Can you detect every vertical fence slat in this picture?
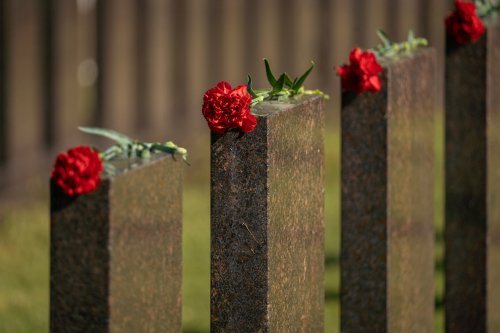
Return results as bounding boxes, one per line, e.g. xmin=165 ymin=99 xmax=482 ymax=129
xmin=243 ymin=0 xmax=261 ymax=88
xmin=53 ymin=0 xmax=78 ymax=151
xmin=352 ymin=0 xmax=367 ymax=48
xmin=341 ymin=49 xmax=436 ymax=332
xmin=77 ymin=0 xmax=98 ymax=128
xmin=135 ymin=0 xmax=148 ymax=131
xmin=137 ymin=0 xmax=172 ymax=140
xmin=277 ymin=0 xmax=296 ymax=75
xmin=295 ymin=0 xmax=320 ymax=89
xmin=185 ymin=0 xmax=209 ymax=135
xmin=6 ymin=0 xmax=44 ymax=182
xmin=100 ymin=0 xmax=137 ymax=134
xmin=205 ymin=0 xmax=224 ymax=88
xmin=221 ymin=0 xmax=245 ymax=87
xmin=445 ymin=19 xmax=500 ymax=332
xmin=364 ymin=0 xmax=389 ymax=48
xmin=42 ymin=0 xmax=54 ymax=149
xmin=255 ymin=0 xmax=279 ymax=88
xmin=170 ymin=0 xmax=189 ymax=138
xmin=0 ymin=0 xmax=6 ymax=174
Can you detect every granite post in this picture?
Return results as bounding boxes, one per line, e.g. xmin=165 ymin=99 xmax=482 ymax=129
xmin=341 ymin=48 xmax=436 ymax=332
xmin=210 ymin=95 xmax=325 ymax=332
xmin=445 ymin=19 xmax=500 ymax=332
xmin=50 ymin=153 xmax=182 ymax=333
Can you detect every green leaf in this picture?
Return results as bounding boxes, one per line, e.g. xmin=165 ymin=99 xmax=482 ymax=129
xmin=78 ymin=126 xmax=134 ymax=144
xmin=377 ymin=29 xmax=393 ymax=47
xmin=408 ymin=29 xmax=415 ymax=46
xmin=253 ymin=88 xmax=272 ymax=95
xmin=264 ymin=58 xmax=277 ymax=86
xmin=153 ymin=143 xmax=176 ymax=154
xmin=292 ymin=77 xmax=298 ymax=87
xmin=91 ymin=145 xmax=103 ymax=152
xmin=292 ymin=61 xmax=314 ymax=93
xmin=284 ymin=73 xmax=294 ymax=87
xmin=247 ymin=74 xmax=259 ymax=98
xmin=269 ymin=73 xmax=286 ymax=95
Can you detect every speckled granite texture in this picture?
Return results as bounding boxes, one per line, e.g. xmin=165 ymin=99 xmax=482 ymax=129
xmin=341 ymin=48 xmax=436 ymax=333
xmin=210 ymin=95 xmax=325 ymax=332
xmin=445 ymin=19 xmax=500 ymax=333
xmin=50 ymin=153 xmax=182 ymax=333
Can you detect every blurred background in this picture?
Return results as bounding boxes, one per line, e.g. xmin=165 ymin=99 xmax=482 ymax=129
xmin=0 ymin=0 xmax=454 ymax=332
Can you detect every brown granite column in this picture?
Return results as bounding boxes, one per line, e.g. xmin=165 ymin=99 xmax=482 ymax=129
xmin=50 ymin=153 xmax=182 ymax=333
xmin=445 ymin=19 xmax=500 ymax=333
xmin=210 ymin=95 xmax=325 ymax=332
xmin=341 ymin=48 xmax=436 ymax=332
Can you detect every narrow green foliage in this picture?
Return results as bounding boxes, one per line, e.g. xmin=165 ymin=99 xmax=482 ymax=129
xmin=370 ymin=29 xmax=428 ymax=58
xmin=408 ymin=30 xmax=415 ymax=45
xmin=377 ymin=29 xmax=393 ymax=47
xmin=78 ymin=126 xmax=134 ymax=144
xmin=291 ymin=61 xmax=314 ymax=94
xmin=247 ymin=59 xmax=327 ymax=108
xmin=246 ymin=74 xmax=259 ymax=98
xmin=79 ymin=127 xmax=190 ymax=165
xmin=264 ymin=58 xmax=277 ymax=86
xmin=270 ymin=73 xmax=286 ymax=95
xmin=284 ymin=73 xmax=294 ymax=87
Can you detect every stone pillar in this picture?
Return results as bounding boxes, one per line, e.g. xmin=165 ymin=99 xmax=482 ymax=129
xmin=210 ymin=95 xmax=325 ymax=332
xmin=50 ymin=153 xmax=182 ymax=333
xmin=341 ymin=48 xmax=436 ymax=332
xmin=445 ymin=19 xmax=500 ymax=332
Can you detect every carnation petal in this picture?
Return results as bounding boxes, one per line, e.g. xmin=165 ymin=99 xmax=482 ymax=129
xmin=231 ymin=85 xmax=248 ymax=97
xmin=368 ymin=75 xmax=382 ymax=92
xmin=241 ymin=114 xmax=257 ymax=133
xmin=215 ymin=81 xmax=232 ymax=94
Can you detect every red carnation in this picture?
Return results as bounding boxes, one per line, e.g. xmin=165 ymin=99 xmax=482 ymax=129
xmin=202 ymin=81 xmax=257 ymax=134
xmin=51 ymin=146 xmax=103 ymax=196
xmin=445 ymin=0 xmax=485 ymax=44
xmin=336 ymin=48 xmax=383 ymax=94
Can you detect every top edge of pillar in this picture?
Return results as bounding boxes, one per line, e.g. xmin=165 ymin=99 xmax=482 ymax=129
xmin=250 ymin=94 xmax=323 ymax=118
xmin=101 ymin=152 xmax=174 ymax=180
xmin=378 ymin=47 xmax=436 ymax=69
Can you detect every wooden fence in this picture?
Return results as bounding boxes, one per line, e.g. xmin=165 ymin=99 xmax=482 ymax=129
xmin=0 ymin=0 xmax=454 ymax=194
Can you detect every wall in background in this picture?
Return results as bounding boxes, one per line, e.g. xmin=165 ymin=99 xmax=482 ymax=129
xmin=0 ymin=0 xmax=451 ymax=196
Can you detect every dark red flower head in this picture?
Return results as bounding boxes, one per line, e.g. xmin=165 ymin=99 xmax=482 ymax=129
xmin=336 ymin=48 xmax=383 ymax=94
xmin=202 ymin=81 xmax=257 ymax=134
xmin=445 ymin=0 xmax=485 ymax=44
xmin=51 ymin=146 xmax=103 ymax=196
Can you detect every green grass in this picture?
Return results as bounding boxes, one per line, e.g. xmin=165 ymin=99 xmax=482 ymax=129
xmin=0 ymin=116 xmax=444 ymax=332
xmin=0 ymin=202 xmax=49 ymax=333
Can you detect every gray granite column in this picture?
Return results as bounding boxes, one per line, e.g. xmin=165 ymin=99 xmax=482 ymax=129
xmin=50 ymin=153 xmax=182 ymax=333
xmin=210 ymin=95 xmax=325 ymax=332
xmin=341 ymin=48 xmax=436 ymax=332
xmin=445 ymin=18 xmax=500 ymax=333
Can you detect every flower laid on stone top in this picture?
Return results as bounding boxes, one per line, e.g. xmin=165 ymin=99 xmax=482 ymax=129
xmin=446 ymin=0 xmax=486 ymax=44
xmin=202 ymin=82 xmax=257 ymax=134
xmin=51 ymin=127 xmax=189 ymax=196
xmin=336 ymin=48 xmax=383 ymax=94
xmin=336 ymin=30 xmax=428 ymax=94
xmin=51 ymin=146 xmax=103 ymax=196
xmin=202 ymin=59 xmax=329 ymax=134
